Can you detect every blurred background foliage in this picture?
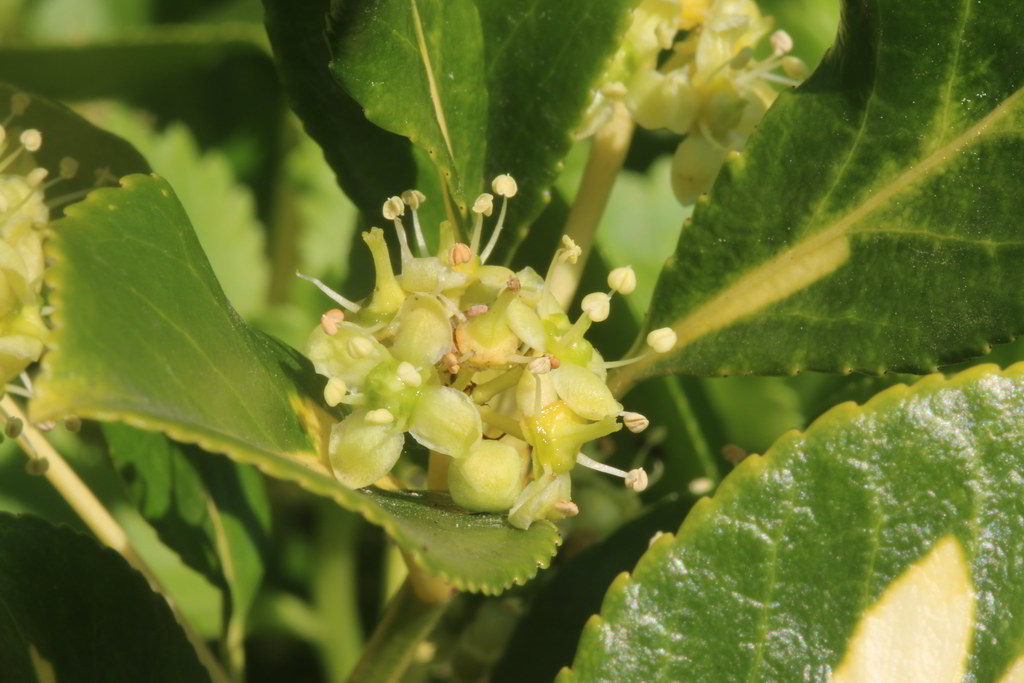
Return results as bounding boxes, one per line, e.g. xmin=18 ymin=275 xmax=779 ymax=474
xmin=8 ymin=0 xmax=1022 ymax=680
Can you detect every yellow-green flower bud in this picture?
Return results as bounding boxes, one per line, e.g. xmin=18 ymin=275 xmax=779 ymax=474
xmin=550 ymin=362 xmax=623 ymax=420
xmin=448 ymin=440 xmax=525 ymax=512
xmin=388 ymin=294 xmax=453 ymax=367
xmin=328 ymin=410 xmax=404 ymax=488
xmin=407 ymin=385 xmax=482 ymax=458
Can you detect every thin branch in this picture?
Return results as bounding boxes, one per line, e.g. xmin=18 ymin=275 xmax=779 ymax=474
xmin=548 ymin=102 xmax=635 ymax=309
xmin=0 ymin=396 xmax=232 ymax=683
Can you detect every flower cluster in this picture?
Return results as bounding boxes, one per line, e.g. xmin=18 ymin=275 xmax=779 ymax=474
xmin=302 ymin=177 xmax=675 ymax=529
xmin=578 ymin=0 xmax=807 ymax=204
xmin=0 ymin=94 xmax=64 ymax=385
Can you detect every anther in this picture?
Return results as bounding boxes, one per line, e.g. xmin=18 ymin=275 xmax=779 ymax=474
xmin=625 ymin=468 xmax=648 ymax=492
xmin=448 ymin=242 xmax=472 ymax=265
xmin=59 ymin=157 xmax=79 ymax=179
xmin=382 ymin=196 xmax=405 ymax=220
xmin=365 ymin=408 xmax=395 ymax=425
xmin=620 ymin=411 xmax=650 ymax=433
xmin=607 ymin=266 xmax=637 ymax=295
xmin=63 ymin=416 xmax=82 ymax=432
xmin=491 ymin=174 xmax=518 ymax=198
xmin=320 ymin=308 xmax=345 ymax=335
xmin=25 ymin=457 xmax=48 ymax=476
xmin=472 ymin=193 xmax=494 ymax=216
xmin=397 ymin=361 xmax=422 ymax=387
xmin=4 ymin=417 xmax=23 ymax=438
xmin=401 ymin=189 xmax=426 ymax=210
xmin=347 ymin=337 xmax=375 ymax=358
xmin=324 ymin=378 xmax=347 ymax=407
xmin=552 ymin=500 xmax=579 ymax=517
xmin=770 ymin=30 xmax=793 ymax=55
xmin=646 ymin=327 xmax=677 ymax=353
xmin=528 ymin=356 xmax=552 ymax=375
xmin=581 ymin=292 xmax=610 ymax=322
xmin=26 ymin=167 xmax=48 ymax=186
xmin=506 ymin=276 xmax=521 ymax=291
xmin=466 ymin=304 xmax=489 ymax=318
xmin=442 ymin=352 xmax=460 ymax=374
xmin=688 ymin=477 xmax=714 ymax=495
xmin=544 ymin=353 xmax=560 ymax=369
xmin=557 ymin=235 xmax=581 ymax=264
xmin=19 ymin=129 xmax=41 ymax=152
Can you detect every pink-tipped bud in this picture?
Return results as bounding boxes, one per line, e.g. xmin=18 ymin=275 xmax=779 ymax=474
xmin=320 ymin=309 xmax=345 ymax=335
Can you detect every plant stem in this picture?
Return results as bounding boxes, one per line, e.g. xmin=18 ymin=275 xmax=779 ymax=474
xmin=0 ymin=396 xmax=231 ymax=683
xmin=346 ymin=580 xmax=448 ymax=683
xmin=314 ymin=502 xmax=365 ymax=683
xmin=549 ymin=102 xmax=635 ymax=309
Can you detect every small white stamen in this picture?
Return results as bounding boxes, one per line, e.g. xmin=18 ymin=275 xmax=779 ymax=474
xmin=528 ymin=356 xmax=552 ymax=375
xmin=397 ymin=361 xmax=422 ymax=387
xmin=401 ymin=189 xmax=425 ymax=210
xmin=324 ymin=378 xmax=347 ymax=407
xmin=19 ymin=129 xmax=41 ymax=152
xmin=607 ymin=266 xmax=637 ymax=295
xmin=552 ymin=500 xmax=579 ymax=517
xmin=581 ymin=292 xmax=610 ymax=322
xmin=59 ymin=157 xmax=79 ymax=179
xmin=620 ymin=411 xmax=649 ymax=433
xmin=688 ymin=477 xmax=714 ymax=495
xmin=320 ymin=308 xmax=345 ymax=335
xmin=770 ymin=30 xmax=793 ymax=55
xmin=491 ymin=174 xmax=518 ymax=198
xmin=646 ymin=328 xmax=677 ymax=353
xmin=365 ymin=408 xmax=395 ymax=425
xmin=347 ymin=337 xmax=376 ymax=358
xmin=382 ymin=196 xmax=405 ymax=220
xmin=296 ymin=271 xmax=362 ymax=312
xmin=625 ymin=468 xmax=648 ymax=492
xmin=472 ymin=193 xmax=494 ymax=216
xmin=557 ymin=235 xmax=581 ymax=264
xmin=26 ymin=167 xmax=48 ymax=186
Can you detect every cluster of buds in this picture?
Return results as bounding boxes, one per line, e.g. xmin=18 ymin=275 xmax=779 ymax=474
xmin=578 ymin=0 xmax=807 ymax=204
xmin=0 ymin=94 xmax=67 ymax=385
xmin=302 ymin=176 xmax=676 ymax=529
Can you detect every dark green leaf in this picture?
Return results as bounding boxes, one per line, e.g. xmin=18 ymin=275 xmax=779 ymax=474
xmin=273 ymin=0 xmax=635 ymax=254
xmin=0 ymin=512 xmax=209 ymax=682
xmin=32 ymin=173 xmax=558 ymax=593
xmin=565 ymin=364 xmax=1024 ymax=681
xmin=103 ymin=424 xmax=269 ymax=667
xmin=493 ymin=497 xmax=692 ymax=683
xmin=613 ymin=0 xmax=1024 ymax=386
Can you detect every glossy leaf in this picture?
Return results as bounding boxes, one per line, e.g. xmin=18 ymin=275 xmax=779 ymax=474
xmin=565 ymin=364 xmax=1024 ymax=681
xmin=0 ymin=513 xmax=209 ymax=681
xmin=32 ymin=173 xmax=559 ymax=593
xmin=103 ymin=423 xmax=269 ymax=669
xmin=275 ymin=0 xmax=635 ymax=255
xmin=493 ymin=497 xmax=692 ymax=683
xmin=613 ymin=0 xmax=1024 ymax=387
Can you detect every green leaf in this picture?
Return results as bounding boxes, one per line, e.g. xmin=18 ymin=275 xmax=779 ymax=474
xmin=564 ymin=364 xmax=1024 ymax=681
xmin=493 ymin=497 xmax=693 ymax=683
xmin=614 ymin=0 xmax=1024 ymax=386
xmin=31 ymin=173 xmax=558 ymax=593
xmin=0 ymin=512 xmax=209 ymax=682
xmin=80 ymin=107 xmax=271 ymax=316
xmin=103 ymin=424 xmax=269 ymax=671
xmin=273 ymin=0 xmax=635 ymax=254
xmin=0 ymin=82 xmax=148 ymax=199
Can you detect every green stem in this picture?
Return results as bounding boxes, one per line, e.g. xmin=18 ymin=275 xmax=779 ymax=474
xmin=314 ymin=502 xmax=364 ymax=683
xmin=347 ymin=581 xmax=447 ymax=683
xmin=549 ymin=102 xmax=635 ymax=309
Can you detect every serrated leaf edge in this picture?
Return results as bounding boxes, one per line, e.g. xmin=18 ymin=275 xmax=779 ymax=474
xmin=562 ymin=361 xmax=1024 ymax=679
